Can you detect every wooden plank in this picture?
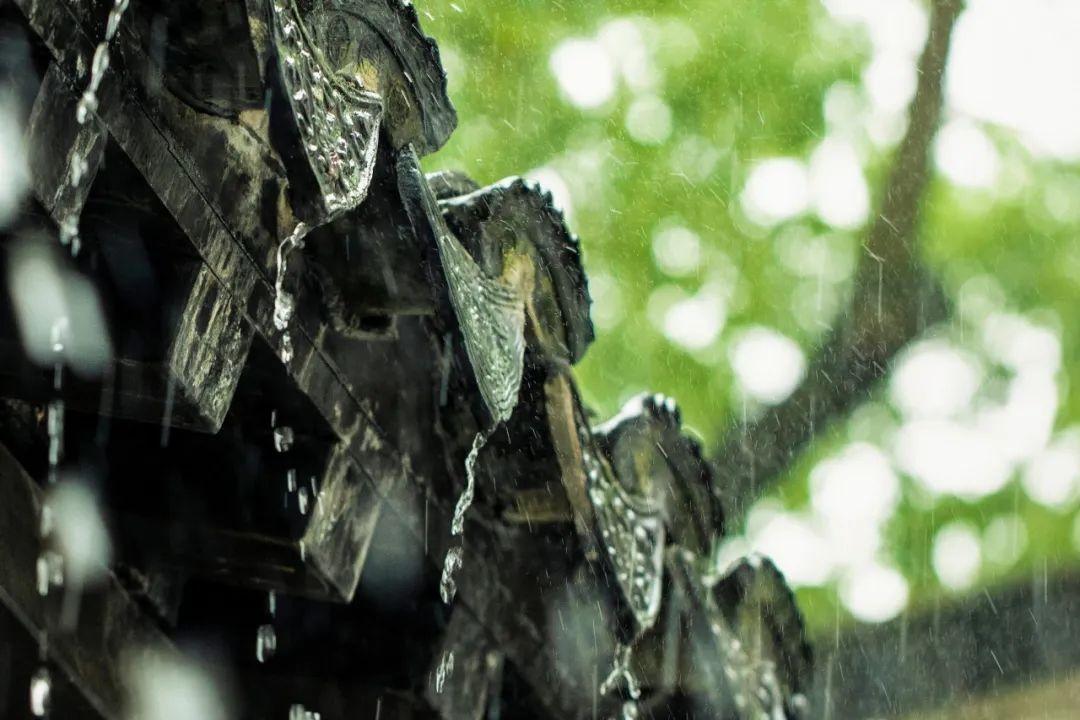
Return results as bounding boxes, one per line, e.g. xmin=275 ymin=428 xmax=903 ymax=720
xmin=25 ymin=62 xmax=106 ymax=227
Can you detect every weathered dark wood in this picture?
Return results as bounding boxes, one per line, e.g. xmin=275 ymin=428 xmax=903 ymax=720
xmin=0 ymin=3 xmax=813 ymax=719
xmin=112 ymin=440 xmax=383 ymax=602
xmin=18 ymin=66 xmax=254 ymax=432
xmin=26 ymin=63 xmax=106 ymax=226
xmin=16 ymin=0 xmax=417 ymax=481
xmin=425 ymin=607 xmax=503 ymax=720
xmin=164 ymin=265 xmax=255 ymax=431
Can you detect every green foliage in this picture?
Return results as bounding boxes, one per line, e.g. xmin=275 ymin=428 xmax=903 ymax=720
xmin=420 ymin=0 xmax=1080 ymax=635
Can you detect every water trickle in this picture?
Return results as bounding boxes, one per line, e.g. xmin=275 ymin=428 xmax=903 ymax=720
xmin=256 ymin=624 xmax=277 ymax=663
xmin=29 ymin=666 xmax=51 ymax=717
xmin=451 ymin=431 xmax=488 ymax=536
xmin=439 ymin=546 xmax=462 ymax=604
xmin=104 ymin=0 xmax=129 ymax=41
xmin=274 ymin=426 xmax=295 ymax=453
xmin=298 ymin=486 xmax=310 ymax=515
xmin=600 ymin=643 xmax=641 ymax=700
xmin=439 ymin=429 xmax=492 ymax=613
xmin=274 ymin=223 xmax=309 ymax=363
xmin=268 ymin=591 xmax=277 ymax=618
xmin=60 ymin=0 xmax=130 ymax=255
xmin=68 ymin=154 xmax=88 ymax=186
xmin=286 ymin=469 xmax=298 ymax=493
xmin=434 ymin=650 xmax=454 ymax=694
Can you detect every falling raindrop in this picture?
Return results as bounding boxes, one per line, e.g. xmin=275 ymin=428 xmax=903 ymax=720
xmin=49 ymin=317 xmax=68 ymax=354
xmin=60 ymin=0 xmax=130 ymax=255
xmin=439 ymin=546 xmax=463 ymax=604
xmin=274 ymin=426 xmax=295 ymax=453
xmin=29 ymin=666 xmax=51 ymax=717
xmin=289 ymin=704 xmax=321 ymax=720
xmin=46 ymin=400 xmax=64 ymax=485
xmin=286 ymin=469 xmax=298 ymax=493
xmin=268 ymin=591 xmax=277 ymax=618
xmin=451 ymin=432 xmax=488 ymax=536
xmin=274 ymin=223 xmax=308 ymax=364
xmin=434 ymin=650 xmax=455 ymax=694
xmin=35 ymin=550 xmax=64 ymax=597
xmin=298 ymin=486 xmax=310 ymax=515
xmin=256 ymin=624 xmax=277 ymax=663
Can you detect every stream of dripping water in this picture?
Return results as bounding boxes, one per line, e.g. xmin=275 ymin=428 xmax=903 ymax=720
xmin=32 ymin=352 xmax=67 ymax=716
xmin=435 ymin=429 xmax=492 ymax=692
xmin=31 ymin=10 xmax=133 ymax=690
xmin=274 ymin=223 xmax=308 ymax=363
xmin=262 ymin=412 xmax=297 ymax=668
xmin=58 ymin=0 xmax=130 ymax=256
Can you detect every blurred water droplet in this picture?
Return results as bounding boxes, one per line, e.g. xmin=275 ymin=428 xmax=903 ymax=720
xmin=29 ymin=666 xmax=51 ymax=717
xmin=256 ymin=624 xmax=277 ymax=663
xmin=289 ymin=703 xmax=321 ymax=720
xmin=274 ymin=427 xmax=295 ymax=453
xmin=48 ymin=479 xmax=112 ymax=587
xmin=126 ymin=649 xmax=229 ymax=720
xmin=36 ymin=550 xmax=63 ymax=596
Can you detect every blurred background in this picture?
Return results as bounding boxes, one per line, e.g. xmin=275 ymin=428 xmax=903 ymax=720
xmin=420 ymin=0 xmax=1080 ymax=640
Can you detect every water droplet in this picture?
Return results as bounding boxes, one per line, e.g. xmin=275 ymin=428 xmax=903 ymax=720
xmin=256 ymin=624 xmax=277 ymax=663
xmin=289 ymin=704 xmax=321 ymax=720
xmin=274 ymin=426 xmax=295 ymax=453
xmin=36 ymin=551 xmax=63 ymax=596
xmin=29 ymin=667 xmax=51 ymax=717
